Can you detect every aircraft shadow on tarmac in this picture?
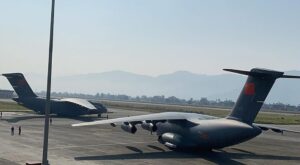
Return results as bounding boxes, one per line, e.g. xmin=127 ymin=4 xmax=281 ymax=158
xmin=74 ymin=146 xmax=300 ymax=165
xmin=2 ymin=115 xmax=102 ymax=123
xmin=2 ymin=115 xmax=45 ymax=123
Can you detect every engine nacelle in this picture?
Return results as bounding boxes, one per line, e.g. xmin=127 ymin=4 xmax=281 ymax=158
xmin=121 ymin=123 xmax=137 ymax=134
xmin=161 ymin=132 xmax=182 ymax=145
xmin=141 ymin=121 xmax=157 ymax=132
xmin=164 ymin=142 xmax=177 ymax=149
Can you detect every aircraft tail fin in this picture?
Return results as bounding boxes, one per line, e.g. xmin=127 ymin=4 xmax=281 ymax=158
xmin=2 ymin=73 xmax=37 ymax=98
xmin=224 ymin=68 xmax=300 ymax=124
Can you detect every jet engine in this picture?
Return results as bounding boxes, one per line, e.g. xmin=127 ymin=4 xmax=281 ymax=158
xmin=159 ymin=132 xmax=182 ymax=148
xmin=141 ymin=121 xmax=157 ymax=132
xmin=121 ymin=123 xmax=137 ymax=134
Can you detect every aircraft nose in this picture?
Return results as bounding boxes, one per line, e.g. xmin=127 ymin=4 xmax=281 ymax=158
xmin=96 ymin=104 xmax=108 ymax=113
xmin=94 ymin=106 xmax=108 ymax=113
xmin=103 ymin=106 xmax=108 ymax=112
xmin=87 ymin=109 xmax=99 ymax=114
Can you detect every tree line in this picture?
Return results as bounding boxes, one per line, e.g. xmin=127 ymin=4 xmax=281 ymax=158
xmin=37 ymin=91 xmax=300 ymax=112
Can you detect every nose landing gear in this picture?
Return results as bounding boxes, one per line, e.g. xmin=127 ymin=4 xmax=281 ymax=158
xmin=97 ymin=113 xmax=109 ymax=119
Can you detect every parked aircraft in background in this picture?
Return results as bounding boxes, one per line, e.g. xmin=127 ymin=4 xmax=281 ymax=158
xmin=73 ymin=68 xmax=300 ymax=150
xmin=2 ymin=73 xmax=107 ymax=117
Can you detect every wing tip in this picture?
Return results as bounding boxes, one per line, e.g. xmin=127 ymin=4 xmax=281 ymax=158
xmin=72 ymin=124 xmax=80 ymax=127
xmin=72 ymin=123 xmax=90 ymax=127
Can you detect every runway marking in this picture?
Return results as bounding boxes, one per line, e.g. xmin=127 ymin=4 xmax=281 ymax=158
xmin=49 ymin=141 xmax=158 ymax=150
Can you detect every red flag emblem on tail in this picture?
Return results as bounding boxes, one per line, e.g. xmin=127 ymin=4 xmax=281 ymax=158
xmin=244 ymin=83 xmax=255 ymax=95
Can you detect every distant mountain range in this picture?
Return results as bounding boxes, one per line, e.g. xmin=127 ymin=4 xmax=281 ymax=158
xmin=1 ymin=70 xmax=300 ymax=105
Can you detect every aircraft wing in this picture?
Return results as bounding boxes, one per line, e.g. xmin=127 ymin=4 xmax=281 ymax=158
xmin=72 ymin=112 xmax=215 ymax=127
xmin=58 ymin=98 xmax=97 ymax=110
xmin=254 ymin=124 xmax=300 ymax=134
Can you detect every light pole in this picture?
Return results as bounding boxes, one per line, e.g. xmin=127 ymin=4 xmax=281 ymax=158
xmin=42 ymin=0 xmax=55 ymax=164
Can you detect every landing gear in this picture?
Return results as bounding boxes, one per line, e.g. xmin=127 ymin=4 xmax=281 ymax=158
xmin=97 ymin=113 xmax=108 ymax=119
xmin=157 ymin=135 xmax=163 ymax=144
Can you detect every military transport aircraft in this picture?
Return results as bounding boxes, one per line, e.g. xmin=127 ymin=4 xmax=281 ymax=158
xmin=2 ymin=73 xmax=107 ymax=117
xmin=73 ymin=68 xmax=300 ymax=150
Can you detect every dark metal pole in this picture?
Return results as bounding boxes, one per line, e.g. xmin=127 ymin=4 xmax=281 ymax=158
xmin=42 ymin=0 xmax=55 ymax=164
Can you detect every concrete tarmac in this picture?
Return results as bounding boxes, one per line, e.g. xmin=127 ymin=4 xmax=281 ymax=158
xmin=0 ymin=108 xmax=299 ymax=165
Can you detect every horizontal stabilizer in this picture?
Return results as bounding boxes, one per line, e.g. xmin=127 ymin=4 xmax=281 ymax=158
xmin=224 ymin=68 xmax=300 ymax=79
xmin=281 ymin=75 xmax=300 ymax=79
xmin=254 ymin=124 xmax=300 ymax=134
xmin=223 ymin=69 xmax=250 ymax=76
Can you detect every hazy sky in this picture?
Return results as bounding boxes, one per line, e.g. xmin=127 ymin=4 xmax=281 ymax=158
xmin=0 ymin=0 xmax=300 ymax=76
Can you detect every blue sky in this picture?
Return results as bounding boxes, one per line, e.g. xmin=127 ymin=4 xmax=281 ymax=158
xmin=0 ymin=0 xmax=300 ymax=76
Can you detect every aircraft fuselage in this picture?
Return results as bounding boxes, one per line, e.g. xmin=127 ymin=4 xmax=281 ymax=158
xmin=13 ymin=97 xmax=104 ymax=117
xmin=155 ymin=118 xmax=262 ymax=149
